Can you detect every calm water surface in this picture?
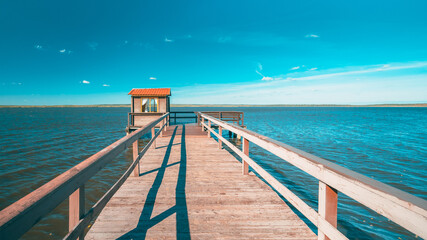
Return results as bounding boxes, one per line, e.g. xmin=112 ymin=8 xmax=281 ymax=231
xmin=0 ymin=107 xmax=426 ymax=239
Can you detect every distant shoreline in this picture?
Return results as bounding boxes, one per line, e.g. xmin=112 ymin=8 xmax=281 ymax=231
xmin=0 ymin=103 xmax=426 ymax=108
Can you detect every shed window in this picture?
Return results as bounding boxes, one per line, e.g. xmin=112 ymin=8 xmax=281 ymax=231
xmin=141 ymin=98 xmax=158 ymax=112
xmin=141 ymin=98 xmax=149 ymax=112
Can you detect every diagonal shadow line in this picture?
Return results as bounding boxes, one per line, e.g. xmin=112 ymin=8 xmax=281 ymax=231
xmin=139 ymin=161 xmax=181 ymax=177
xmin=176 ymin=124 xmax=191 ymax=239
xmin=117 ymin=126 xmax=178 ymax=240
xmin=155 ymin=142 xmax=181 ymax=149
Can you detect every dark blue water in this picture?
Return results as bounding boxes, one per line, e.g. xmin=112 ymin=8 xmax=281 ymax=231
xmin=0 ymin=107 xmax=426 ymax=239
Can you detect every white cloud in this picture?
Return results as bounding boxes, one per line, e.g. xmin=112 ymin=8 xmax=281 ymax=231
xmin=88 ymin=42 xmax=98 ymax=50
xmin=59 ymin=49 xmax=72 ymax=54
xmin=82 ymin=80 xmax=90 ymax=84
xmin=256 ymin=68 xmax=273 ymax=81
xmin=149 ymin=77 xmax=157 ymax=80
xmin=305 ymin=34 xmax=319 ymax=38
xmin=309 ymin=68 xmax=318 ymax=71
xmin=102 ymin=84 xmax=110 ymax=87
xmin=261 ymin=76 xmax=274 ymax=81
xmin=164 ymin=38 xmax=174 ymax=43
xmin=291 ymin=66 xmax=300 ymax=70
xmin=34 ymin=45 xmax=43 ymax=50
xmin=258 ymin=63 xmax=263 ymax=71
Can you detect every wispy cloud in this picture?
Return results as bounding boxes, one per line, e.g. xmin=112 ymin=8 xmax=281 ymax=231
xmin=82 ymin=80 xmax=90 ymax=84
xmin=258 ymin=63 xmax=263 ymax=71
xmin=34 ymin=45 xmax=43 ymax=50
xmin=291 ymin=66 xmax=300 ymax=70
xmin=59 ymin=49 xmax=72 ymax=54
xmin=171 ymin=61 xmax=427 ymax=104
xmin=88 ymin=42 xmax=98 ymax=50
xmin=278 ymin=62 xmax=427 ymax=82
xmin=256 ymin=68 xmax=274 ymax=81
xmin=305 ymin=34 xmax=319 ymax=38
xmin=309 ymin=68 xmax=318 ymax=71
xmin=102 ymin=84 xmax=109 ymax=87
xmin=261 ymin=76 xmax=274 ymax=81
xmin=164 ymin=37 xmax=174 ymax=43
xmin=149 ymin=77 xmax=157 ymax=80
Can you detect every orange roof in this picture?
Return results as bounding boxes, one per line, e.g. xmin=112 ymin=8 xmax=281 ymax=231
xmin=128 ymin=88 xmax=171 ymax=97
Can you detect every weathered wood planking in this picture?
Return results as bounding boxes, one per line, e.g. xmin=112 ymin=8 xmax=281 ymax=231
xmin=86 ymin=124 xmax=316 ymax=240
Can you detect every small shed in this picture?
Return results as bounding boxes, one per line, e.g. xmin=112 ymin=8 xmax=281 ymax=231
xmin=127 ymin=88 xmax=171 ymax=129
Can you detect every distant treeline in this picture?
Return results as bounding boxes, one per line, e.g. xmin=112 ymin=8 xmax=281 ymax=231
xmin=1 ymin=103 xmax=426 ymax=108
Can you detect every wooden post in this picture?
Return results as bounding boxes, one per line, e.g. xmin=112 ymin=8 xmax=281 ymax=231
xmin=208 ymin=120 xmax=211 ymax=138
xmin=133 ymin=139 xmax=139 ymax=177
xmin=151 ymin=127 xmax=156 ymax=148
xmin=242 ymin=138 xmax=249 ymax=175
xmin=218 ymin=126 xmax=222 ymax=149
xmin=197 ymin=113 xmax=200 ymax=126
xmin=166 ymin=115 xmax=169 ymax=127
xmin=69 ymin=185 xmax=85 ymax=239
xmin=200 ymin=117 xmax=205 ymax=131
xmin=318 ymin=181 xmax=338 ymax=240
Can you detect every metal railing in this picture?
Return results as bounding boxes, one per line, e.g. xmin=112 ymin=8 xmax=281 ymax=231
xmin=0 ymin=113 xmax=169 ymax=240
xmin=198 ymin=112 xmax=427 ymax=240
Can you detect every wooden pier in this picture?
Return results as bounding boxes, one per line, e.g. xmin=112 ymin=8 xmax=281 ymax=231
xmin=0 ymin=112 xmax=426 ymax=240
xmin=86 ymin=124 xmax=315 ymax=239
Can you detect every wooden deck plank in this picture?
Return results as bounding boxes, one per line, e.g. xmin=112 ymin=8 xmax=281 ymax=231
xmin=86 ymin=124 xmax=316 ymax=240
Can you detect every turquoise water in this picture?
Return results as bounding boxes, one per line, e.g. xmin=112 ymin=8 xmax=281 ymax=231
xmin=0 ymin=107 xmax=426 ymax=239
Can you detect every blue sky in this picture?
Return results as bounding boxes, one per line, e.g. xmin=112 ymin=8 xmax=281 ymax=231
xmin=0 ymin=0 xmax=426 ymax=105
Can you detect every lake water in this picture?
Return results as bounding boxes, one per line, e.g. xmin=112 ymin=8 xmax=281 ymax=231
xmin=0 ymin=107 xmax=426 ymax=239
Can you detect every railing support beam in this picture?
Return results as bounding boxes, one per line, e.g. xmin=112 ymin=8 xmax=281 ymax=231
xmin=132 ymin=139 xmax=139 ymax=177
xmin=208 ymin=120 xmax=211 ymax=138
xmin=69 ymin=185 xmax=85 ymax=240
xmin=242 ymin=138 xmax=249 ymax=175
xmin=318 ymin=181 xmax=338 ymax=240
xmin=151 ymin=127 xmax=156 ymax=148
xmin=218 ymin=126 xmax=223 ymax=149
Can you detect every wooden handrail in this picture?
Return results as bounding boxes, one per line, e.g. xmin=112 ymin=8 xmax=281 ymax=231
xmin=0 ymin=113 xmax=169 ymax=240
xmin=197 ymin=111 xmax=244 ymax=126
xmin=199 ymin=112 xmax=427 ymax=239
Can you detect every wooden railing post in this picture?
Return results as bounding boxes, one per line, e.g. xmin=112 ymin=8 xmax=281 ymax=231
xmin=151 ymin=127 xmax=156 ymax=148
xmin=133 ymin=139 xmax=139 ymax=177
xmin=318 ymin=181 xmax=338 ymax=240
xmin=218 ymin=126 xmax=222 ymax=149
xmin=242 ymin=138 xmax=249 ymax=175
xmin=69 ymin=185 xmax=85 ymax=239
xmin=201 ymin=117 xmax=204 ymax=131
xmin=208 ymin=120 xmax=211 ymax=138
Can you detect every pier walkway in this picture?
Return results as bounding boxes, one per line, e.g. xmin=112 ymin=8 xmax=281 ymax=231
xmin=86 ymin=124 xmax=316 ymax=239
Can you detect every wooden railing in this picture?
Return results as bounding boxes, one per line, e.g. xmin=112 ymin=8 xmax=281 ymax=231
xmin=169 ymin=111 xmax=198 ymax=124
xmin=198 ymin=112 xmax=427 ymax=240
xmin=127 ymin=112 xmax=164 ymax=127
xmin=198 ymin=111 xmax=244 ymax=126
xmin=0 ymin=113 xmax=169 ymax=240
